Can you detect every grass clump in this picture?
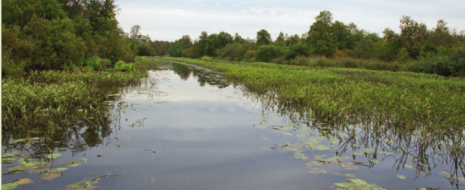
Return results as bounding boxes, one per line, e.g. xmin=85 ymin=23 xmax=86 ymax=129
xmin=200 ymin=56 xmax=213 ymax=62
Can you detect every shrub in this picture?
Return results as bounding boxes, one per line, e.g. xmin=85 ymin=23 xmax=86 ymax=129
xmin=415 ymin=48 xmax=465 ymax=77
xmin=254 ymin=45 xmax=284 ymax=62
xmin=285 ymin=43 xmax=309 ymax=60
xmin=83 ymin=56 xmax=103 ymax=70
xmin=244 ymin=50 xmax=256 ymax=61
xmin=114 ymin=60 xmax=134 ymax=71
xmin=200 ymin=56 xmax=213 ymax=62
xmin=332 ymin=50 xmax=345 ymax=58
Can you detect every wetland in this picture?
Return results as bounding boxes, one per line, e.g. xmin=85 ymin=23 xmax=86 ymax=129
xmin=2 ymin=59 xmax=465 ymax=190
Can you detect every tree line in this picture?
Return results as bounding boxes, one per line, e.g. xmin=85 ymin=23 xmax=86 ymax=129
xmin=3 ymin=4 xmax=464 ymax=76
xmin=141 ymin=11 xmax=465 ymax=76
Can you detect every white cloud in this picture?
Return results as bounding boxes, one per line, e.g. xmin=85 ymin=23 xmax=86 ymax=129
xmin=115 ymin=0 xmax=465 ymax=41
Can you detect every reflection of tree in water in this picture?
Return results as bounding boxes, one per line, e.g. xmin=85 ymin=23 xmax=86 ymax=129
xmin=172 ymin=63 xmax=191 ymax=80
xmin=171 ymin=63 xmax=230 ymax=88
xmin=245 ymin=89 xmax=465 ymax=188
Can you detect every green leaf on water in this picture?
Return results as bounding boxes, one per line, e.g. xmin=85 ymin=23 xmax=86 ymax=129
xmin=81 ymin=158 xmax=89 ymax=163
xmin=2 ymin=153 xmax=16 ymax=157
xmin=331 ymin=178 xmax=386 ymax=190
xmin=293 ymin=152 xmax=308 ymax=160
xmin=396 ymin=175 xmax=406 ymax=180
xmin=315 ymin=144 xmax=330 ymax=151
xmin=45 ymin=153 xmax=63 ymax=159
xmin=262 ymin=137 xmax=270 ymax=140
xmin=60 ymin=174 xmax=117 ymax=190
xmin=281 ymin=132 xmax=293 ymax=136
xmin=353 ymin=152 xmax=364 ymax=156
xmin=256 ymin=125 xmax=266 ymax=129
xmin=50 ymin=167 xmax=68 ymax=172
xmin=344 ymin=174 xmax=357 ymax=178
xmin=404 ymin=164 xmax=414 ymax=169
xmin=309 ymin=168 xmax=327 ymax=174
xmin=363 ymin=148 xmax=374 ymax=154
xmin=2 ymin=183 xmax=18 ymax=190
xmin=2 ymin=157 xmax=16 ymax=162
xmin=369 ymin=159 xmax=379 ymax=163
xmin=341 ymin=162 xmax=359 ymax=170
xmin=11 ymin=139 xmax=27 ymax=144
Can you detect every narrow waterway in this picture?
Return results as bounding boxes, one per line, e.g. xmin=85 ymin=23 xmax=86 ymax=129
xmin=2 ymin=62 xmax=464 ymax=190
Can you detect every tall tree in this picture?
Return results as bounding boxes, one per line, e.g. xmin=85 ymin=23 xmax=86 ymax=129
xmin=274 ymin=32 xmax=285 ymax=47
xmin=307 ymin=11 xmax=337 ymax=57
xmin=256 ymin=29 xmax=272 ymax=47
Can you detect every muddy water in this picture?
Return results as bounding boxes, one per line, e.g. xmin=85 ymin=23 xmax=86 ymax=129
xmin=2 ymin=62 xmax=464 ymax=190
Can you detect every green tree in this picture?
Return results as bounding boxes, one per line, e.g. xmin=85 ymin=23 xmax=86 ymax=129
xmin=256 ymin=29 xmax=272 ymax=47
xmin=274 ymin=32 xmax=285 ymax=47
xmin=307 ymin=11 xmax=337 ymax=57
xmin=398 ymin=16 xmax=428 ymax=59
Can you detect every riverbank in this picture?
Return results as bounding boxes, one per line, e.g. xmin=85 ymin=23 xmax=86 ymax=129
xmin=158 ymin=57 xmax=465 ymax=132
xmin=1 ymin=56 xmax=159 ymax=129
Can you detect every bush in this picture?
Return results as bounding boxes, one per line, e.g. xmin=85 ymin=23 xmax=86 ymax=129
xmin=200 ymin=56 xmax=213 ymax=62
xmin=83 ymin=56 xmax=103 ymax=70
xmin=415 ymin=48 xmax=465 ymax=77
xmin=114 ymin=60 xmax=134 ymax=71
xmin=254 ymin=45 xmax=284 ymax=62
xmin=244 ymin=50 xmax=256 ymax=61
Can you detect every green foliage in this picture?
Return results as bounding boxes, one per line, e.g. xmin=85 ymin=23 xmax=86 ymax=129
xmin=256 ymin=29 xmax=272 ymax=47
xmin=413 ymin=47 xmax=465 ymax=76
xmin=216 ymin=42 xmax=246 ymax=61
xmin=164 ymin=56 xmax=465 ymax=130
xmin=254 ymin=45 xmax=284 ymax=62
xmin=1 ymin=0 xmax=136 ymax=75
xmin=114 ymin=60 xmax=135 ymax=71
xmin=200 ymin=56 xmax=213 ymax=62
xmin=82 ymin=56 xmax=103 ymax=70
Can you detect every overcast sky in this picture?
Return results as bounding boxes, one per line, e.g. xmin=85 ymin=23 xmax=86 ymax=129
xmin=115 ymin=0 xmax=465 ymax=42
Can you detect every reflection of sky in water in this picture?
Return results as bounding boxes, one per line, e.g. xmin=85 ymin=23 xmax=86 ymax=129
xmin=8 ymin=65 xmax=457 ymax=189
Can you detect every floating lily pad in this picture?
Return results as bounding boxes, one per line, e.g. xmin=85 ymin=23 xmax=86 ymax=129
xmin=331 ymin=178 xmax=386 ymax=190
xmin=369 ymin=159 xmax=379 ymax=163
xmin=341 ymin=162 xmax=359 ymax=170
xmin=344 ymin=174 xmax=357 ymax=178
xmin=14 ymin=177 xmax=34 ymax=185
xmin=61 ymin=174 xmax=117 ymax=190
xmin=2 ymin=153 xmax=16 ymax=157
xmin=309 ymin=168 xmax=327 ymax=174
xmin=45 ymin=153 xmax=63 ymax=159
xmin=256 ymin=125 xmax=266 ymax=129
xmin=363 ymin=149 xmax=374 ymax=154
xmin=41 ymin=172 xmax=63 ymax=181
xmin=294 ymin=152 xmax=308 ymax=160
xmin=404 ymin=164 xmax=414 ymax=169
xmin=2 ymin=157 xmax=16 ymax=162
xmin=396 ymin=175 xmax=406 ymax=180
xmin=1 ymin=183 xmax=18 ymax=190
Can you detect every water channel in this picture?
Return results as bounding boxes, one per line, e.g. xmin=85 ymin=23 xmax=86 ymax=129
xmin=2 ymin=61 xmax=464 ymax=189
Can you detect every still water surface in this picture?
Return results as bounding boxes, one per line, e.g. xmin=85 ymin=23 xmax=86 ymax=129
xmin=2 ymin=62 xmax=464 ymax=189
